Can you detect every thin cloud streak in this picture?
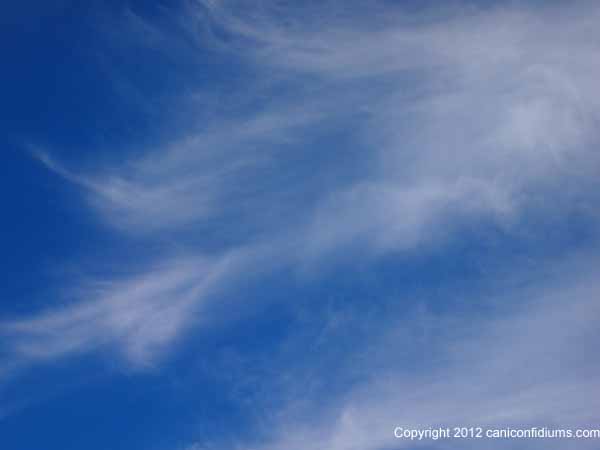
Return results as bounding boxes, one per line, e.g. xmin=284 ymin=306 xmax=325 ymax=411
xmin=1 ymin=254 xmax=240 ymax=369
xmin=216 ymin=261 xmax=600 ymax=450
xmin=8 ymin=0 xmax=600 ymax=392
xmin=42 ymin=0 xmax=600 ymax=249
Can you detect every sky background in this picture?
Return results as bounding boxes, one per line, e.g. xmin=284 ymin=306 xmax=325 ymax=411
xmin=1 ymin=1 xmax=600 ymax=449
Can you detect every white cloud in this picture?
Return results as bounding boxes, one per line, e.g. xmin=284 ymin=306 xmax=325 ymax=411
xmin=1 ymin=254 xmax=240 ymax=369
xmin=209 ymin=261 xmax=600 ymax=450
xmin=41 ymin=0 xmax=599 ymax=253
xmin=276 ymin=2 xmax=600 ymax=258
xmin=13 ymin=0 xmax=600 ymax=389
xmin=9 ymin=3 xmax=596 ymax=449
xmin=33 ymin=101 xmax=325 ymax=232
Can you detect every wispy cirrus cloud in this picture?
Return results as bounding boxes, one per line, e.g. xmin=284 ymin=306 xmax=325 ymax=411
xmin=5 ymin=0 xmax=600 ymax=399
xmin=184 ymin=257 xmax=600 ymax=450
xmin=32 ymin=99 xmax=327 ymax=233
xmin=44 ymin=0 xmax=600 ymax=247
xmin=1 ymin=253 xmax=241 ymax=372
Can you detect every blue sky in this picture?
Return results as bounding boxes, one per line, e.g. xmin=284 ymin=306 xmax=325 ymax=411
xmin=1 ymin=1 xmax=600 ymax=449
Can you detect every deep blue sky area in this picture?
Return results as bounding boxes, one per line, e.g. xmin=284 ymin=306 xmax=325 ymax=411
xmin=1 ymin=2 xmax=599 ymax=450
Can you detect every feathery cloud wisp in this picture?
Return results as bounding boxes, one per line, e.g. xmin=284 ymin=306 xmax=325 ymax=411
xmin=7 ymin=1 xmax=600 ymax=389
